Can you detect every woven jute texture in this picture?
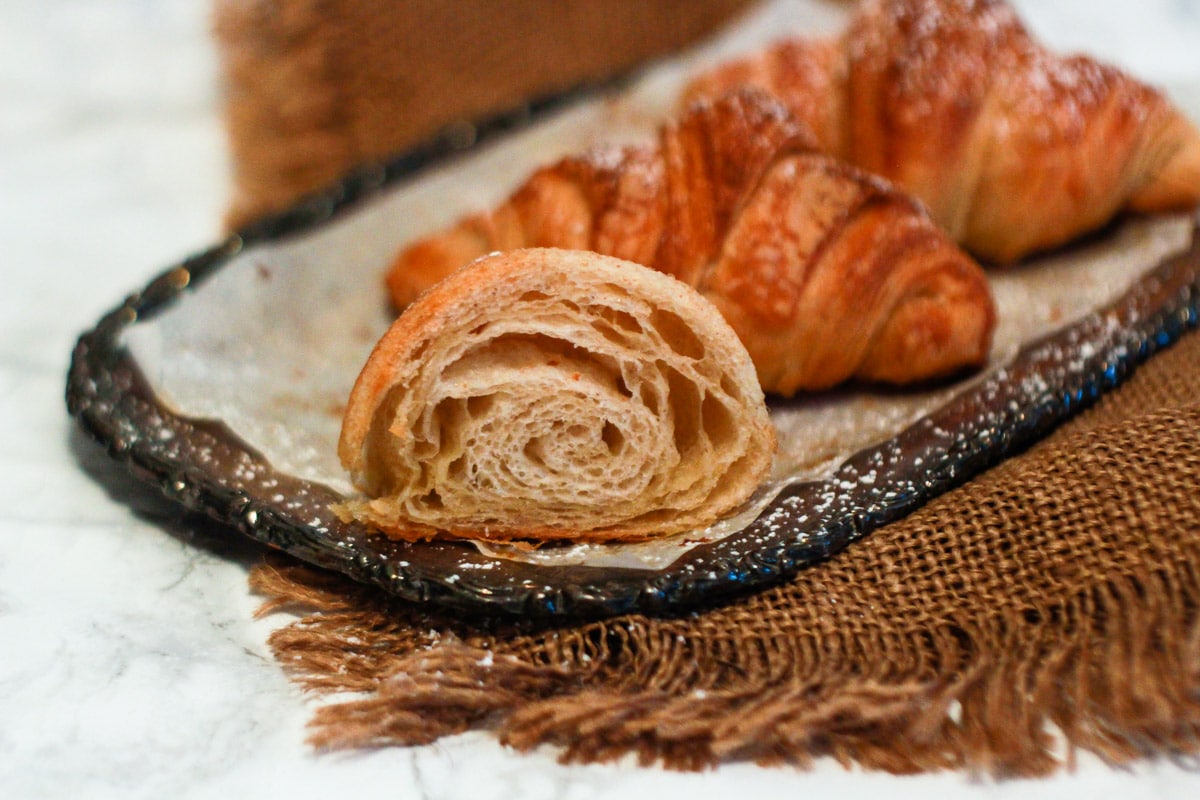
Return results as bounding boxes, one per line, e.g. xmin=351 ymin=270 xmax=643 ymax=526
xmin=218 ymin=0 xmax=1200 ymax=776
xmin=249 ymin=328 xmax=1200 ymax=774
xmin=213 ymin=0 xmax=752 ymax=229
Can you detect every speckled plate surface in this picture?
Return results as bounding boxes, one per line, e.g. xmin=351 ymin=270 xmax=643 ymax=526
xmin=65 ymin=2 xmax=1200 ymax=619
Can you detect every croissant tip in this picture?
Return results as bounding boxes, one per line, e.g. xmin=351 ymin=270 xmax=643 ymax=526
xmin=1129 ymin=122 xmax=1200 ymax=212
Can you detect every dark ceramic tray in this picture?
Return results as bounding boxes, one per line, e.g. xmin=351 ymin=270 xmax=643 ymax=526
xmin=66 ymin=92 xmax=1200 ymax=619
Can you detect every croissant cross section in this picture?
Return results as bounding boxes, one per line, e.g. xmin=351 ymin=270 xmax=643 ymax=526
xmin=339 ymin=248 xmax=777 ymax=544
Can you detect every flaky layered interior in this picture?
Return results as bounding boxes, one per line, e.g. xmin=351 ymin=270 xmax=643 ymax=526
xmin=338 ymin=248 xmax=776 ymax=543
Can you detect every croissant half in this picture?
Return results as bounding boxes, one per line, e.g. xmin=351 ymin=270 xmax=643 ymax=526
xmin=340 ymin=248 xmax=776 ymax=544
xmin=683 ymin=0 xmax=1200 ymax=263
xmin=388 ymin=89 xmax=996 ymax=395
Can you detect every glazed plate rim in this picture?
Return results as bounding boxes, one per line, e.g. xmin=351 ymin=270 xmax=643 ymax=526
xmin=65 ymin=93 xmax=1200 ymax=620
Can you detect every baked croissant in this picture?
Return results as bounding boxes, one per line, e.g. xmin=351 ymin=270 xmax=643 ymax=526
xmin=387 ymin=89 xmax=996 ymax=395
xmin=339 ymin=247 xmax=776 ymax=544
xmin=682 ymin=0 xmax=1200 ymax=263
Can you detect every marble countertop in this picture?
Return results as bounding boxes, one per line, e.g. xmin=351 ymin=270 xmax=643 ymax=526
xmin=3 ymin=1 xmax=1200 ymax=798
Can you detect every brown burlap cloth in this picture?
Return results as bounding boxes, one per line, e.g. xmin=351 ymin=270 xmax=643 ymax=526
xmin=214 ymin=0 xmax=1200 ymax=777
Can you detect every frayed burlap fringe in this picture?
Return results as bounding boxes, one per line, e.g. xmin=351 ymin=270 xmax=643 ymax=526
xmin=251 ymin=559 xmax=1200 ymax=774
xmin=251 ymin=333 xmax=1200 ymax=775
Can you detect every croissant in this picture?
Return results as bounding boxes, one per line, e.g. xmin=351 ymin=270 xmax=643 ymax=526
xmin=339 ymin=247 xmax=776 ymax=544
xmin=387 ymin=89 xmax=996 ymax=396
xmin=682 ymin=0 xmax=1200 ymax=263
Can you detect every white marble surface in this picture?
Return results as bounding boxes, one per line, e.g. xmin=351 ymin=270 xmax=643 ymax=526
xmin=2 ymin=1 xmax=1200 ymax=798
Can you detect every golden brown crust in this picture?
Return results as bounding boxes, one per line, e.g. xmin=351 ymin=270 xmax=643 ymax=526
xmin=705 ymin=157 xmax=995 ymax=393
xmin=682 ymin=0 xmax=1200 ymax=263
xmin=684 ymin=38 xmax=846 ymax=156
xmin=386 ymin=89 xmax=996 ymax=395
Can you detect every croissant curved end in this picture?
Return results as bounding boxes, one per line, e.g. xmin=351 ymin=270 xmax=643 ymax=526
xmin=339 ymin=247 xmax=777 ymax=544
xmin=385 ymin=215 xmax=497 ymax=308
xmin=855 ymin=255 xmax=997 ymax=386
xmin=1128 ymin=119 xmax=1200 ymax=213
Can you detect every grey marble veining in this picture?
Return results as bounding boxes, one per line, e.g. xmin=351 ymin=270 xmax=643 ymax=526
xmin=4 ymin=1 xmax=1200 ymax=798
